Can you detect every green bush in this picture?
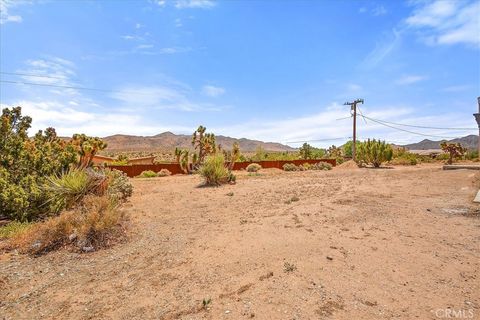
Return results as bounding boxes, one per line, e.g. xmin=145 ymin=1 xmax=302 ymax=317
xmin=246 ymin=163 xmax=262 ymax=172
xmin=157 ymin=168 xmax=172 ymax=177
xmin=283 ymin=163 xmax=298 ymax=171
xmin=199 ymin=154 xmax=230 ymax=186
xmin=390 ymin=153 xmax=418 ymax=165
xmin=105 ymin=169 xmax=133 ymax=202
xmin=137 ymin=170 xmax=157 ymax=178
xmin=356 ymin=139 xmax=393 ymax=168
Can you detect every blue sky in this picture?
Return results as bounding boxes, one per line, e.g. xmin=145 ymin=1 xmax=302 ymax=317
xmin=0 ymin=0 xmax=479 ymax=147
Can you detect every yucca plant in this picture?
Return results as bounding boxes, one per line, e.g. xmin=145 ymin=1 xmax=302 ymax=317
xmin=44 ymin=168 xmax=98 ymax=213
xmin=356 ymin=139 xmax=393 ymax=168
xmin=199 ymin=154 xmax=230 ymax=186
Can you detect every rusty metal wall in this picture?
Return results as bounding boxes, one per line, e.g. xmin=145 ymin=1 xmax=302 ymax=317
xmin=108 ymin=159 xmax=337 ymax=178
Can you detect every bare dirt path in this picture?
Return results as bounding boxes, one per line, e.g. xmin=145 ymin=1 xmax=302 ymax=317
xmin=1 ymin=165 xmax=479 ymax=319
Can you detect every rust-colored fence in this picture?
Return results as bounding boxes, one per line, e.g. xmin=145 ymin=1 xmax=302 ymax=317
xmin=108 ymin=158 xmax=336 ymax=178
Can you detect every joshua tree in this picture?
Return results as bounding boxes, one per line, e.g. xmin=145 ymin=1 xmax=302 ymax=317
xmin=440 ymin=142 xmax=466 ymax=164
xmin=223 ymin=142 xmax=241 ymax=171
xmin=174 ymin=147 xmax=182 ymax=163
xmin=299 ymin=143 xmax=313 ymax=160
xmin=192 ymin=125 xmax=217 ymax=168
xmin=179 ymin=149 xmax=190 ymax=174
xmin=71 ymin=133 xmax=107 ymax=169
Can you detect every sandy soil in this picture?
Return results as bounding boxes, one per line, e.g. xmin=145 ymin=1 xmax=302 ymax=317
xmin=1 ymin=165 xmax=479 ymax=319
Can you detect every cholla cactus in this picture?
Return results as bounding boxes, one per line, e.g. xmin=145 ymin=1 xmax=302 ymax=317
xmin=356 ymin=139 xmax=393 ymax=168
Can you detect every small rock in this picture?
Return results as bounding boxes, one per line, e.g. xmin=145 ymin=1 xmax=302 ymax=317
xmin=31 ymin=240 xmax=42 ymax=250
xmin=326 ymin=256 xmax=333 ymax=261
xmin=68 ymin=233 xmax=77 ymax=241
xmin=225 ymin=310 xmax=231 ymax=314
xmin=82 ymin=246 xmax=95 ymax=253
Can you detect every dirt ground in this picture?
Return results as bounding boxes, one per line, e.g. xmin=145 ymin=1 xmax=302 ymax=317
xmin=1 ymin=164 xmax=479 ymax=319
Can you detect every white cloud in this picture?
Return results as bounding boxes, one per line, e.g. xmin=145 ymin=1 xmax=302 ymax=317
xmin=202 ymin=85 xmax=225 ymax=97
xmin=361 ymin=29 xmax=402 ymax=68
xmin=0 ymin=0 xmax=27 ymax=24
xmin=395 ymin=75 xmax=428 ymax=85
xmin=175 ymin=0 xmax=216 ymax=9
xmin=111 ymin=85 xmax=225 ymax=112
xmin=405 ymin=0 xmax=480 ymax=48
xmin=153 ymin=0 xmax=166 ymax=7
xmin=372 ymin=5 xmax=387 ymax=16
xmin=443 ymin=84 xmax=471 ymax=92
xmin=175 ymin=18 xmax=183 ymax=27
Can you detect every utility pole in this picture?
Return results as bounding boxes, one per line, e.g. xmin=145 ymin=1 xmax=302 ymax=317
xmin=344 ymin=99 xmax=364 ymax=161
xmin=473 ymin=97 xmax=480 ymax=159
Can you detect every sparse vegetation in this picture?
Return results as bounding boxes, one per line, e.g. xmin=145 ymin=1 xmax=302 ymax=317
xmin=246 ymin=163 xmax=262 ymax=172
xmin=283 ymin=163 xmax=298 ymax=171
xmin=7 ymin=195 xmax=127 ymax=255
xmin=284 ymin=261 xmax=297 ymax=272
xmin=356 ymin=139 xmax=393 ymax=168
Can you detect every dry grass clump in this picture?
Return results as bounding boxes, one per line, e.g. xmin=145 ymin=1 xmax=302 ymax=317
xmin=7 ymin=195 xmax=128 ymax=255
xmin=157 ymin=168 xmax=172 ymax=177
xmin=246 ymin=163 xmax=262 ymax=173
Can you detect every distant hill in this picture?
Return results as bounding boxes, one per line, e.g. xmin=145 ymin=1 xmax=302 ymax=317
xmin=403 ymin=135 xmax=478 ymax=150
xmin=102 ymin=132 xmax=295 ymax=152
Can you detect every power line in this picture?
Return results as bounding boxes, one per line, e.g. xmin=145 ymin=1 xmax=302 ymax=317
xmin=339 ymin=113 xmax=477 ymax=131
xmin=285 ymin=137 xmax=351 ymax=144
xmin=364 ymin=115 xmax=476 ymax=131
xmin=363 ymin=116 xmax=460 ymax=139
xmin=0 ymin=79 xmax=152 ymax=96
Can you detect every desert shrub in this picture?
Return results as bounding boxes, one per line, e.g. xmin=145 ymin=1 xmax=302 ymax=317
xmin=105 ymin=169 xmax=133 ymax=202
xmin=302 ymin=162 xmax=312 ymax=170
xmin=356 ymin=139 xmax=393 ymax=168
xmin=390 ymin=152 xmax=418 ymax=165
xmin=465 ymin=150 xmax=478 ymax=160
xmin=246 ymin=163 xmax=262 ymax=172
xmin=199 ymin=154 xmax=230 ymax=186
xmin=312 ymin=161 xmax=333 ymax=170
xmin=137 ymin=170 xmax=157 ymax=178
xmin=0 ymin=221 xmax=32 ymax=239
xmin=8 ymin=195 xmax=127 ymax=255
xmin=157 ymin=168 xmax=172 ymax=177
xmin=283 ymin=163 xmax=298 ymax=171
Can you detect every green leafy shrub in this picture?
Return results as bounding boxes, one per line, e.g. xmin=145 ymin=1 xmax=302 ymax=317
xmin=356 ymin=139 xmax=393 ymax=168
xmin=157 ymin=168 xmax=172 ymax=177
xmin=199 ymin=154 xmax=230 ymax=186
xmin=283 ymin=163 xmax=298 ymax=171
xmin=302 ymin=163 xmax=312 ymax=170
xmin=0 ymin=107 xmax=79 ymax=221
xmin=137 ymin=170 xmax=157 ymax=178
xmin=390 ymin=153 xmax=418 ymax=165
xmin=246 ymin=163 xmax=262 ymax=172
